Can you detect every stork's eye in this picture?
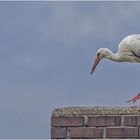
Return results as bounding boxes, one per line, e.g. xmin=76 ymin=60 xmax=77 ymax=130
xmin=97 ymin=52 xmax=100 ymax=56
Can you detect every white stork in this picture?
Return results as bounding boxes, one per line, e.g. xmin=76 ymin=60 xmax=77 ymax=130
xmin=90 ymin=34 xmax=140 ymax=105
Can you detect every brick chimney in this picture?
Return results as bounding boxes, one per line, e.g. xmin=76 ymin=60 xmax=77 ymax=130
xmin=51 ymin=106 xmax=140 ymax=139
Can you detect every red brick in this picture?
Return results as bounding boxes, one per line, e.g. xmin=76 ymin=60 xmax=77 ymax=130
xmin=124 ymin=116 xmax=137 ymax=126
xmin=106 ymin=127 xmax=138 ymax=138
xmin=88 ymin=116 xmax=121 ymax=126
xmin=124 ymin=116 xmax=140 ymax=126
xmin=70 ymin=127 xmax=103 ymax=138
xmin=51 ymin=127 xmax=67 ymax=139
xmin=136 ymin=116 xmax=140 ymax=126
xmin=138 ymin=127 xmax=140 ymax=138
xmin=51 ymin=116 xmax=84 ymax=127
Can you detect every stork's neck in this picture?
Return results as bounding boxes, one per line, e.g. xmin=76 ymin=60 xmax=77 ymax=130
xmin=105 ymin=50 xmax=121 ymax=62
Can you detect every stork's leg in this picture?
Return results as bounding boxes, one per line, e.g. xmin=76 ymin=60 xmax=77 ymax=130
xmin=127 ymin=93 xmax=140 ymax=104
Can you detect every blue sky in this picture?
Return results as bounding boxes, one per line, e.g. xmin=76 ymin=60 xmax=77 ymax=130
xmin=1 ymin=1 xmax=140 ymax=138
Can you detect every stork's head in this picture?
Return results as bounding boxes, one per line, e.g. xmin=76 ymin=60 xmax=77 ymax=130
xmin=90 ymin=48 xmax=112 ymax=75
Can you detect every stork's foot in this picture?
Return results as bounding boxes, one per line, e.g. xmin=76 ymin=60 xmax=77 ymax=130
xmin=130 ymin=106 xmax=138 ymax=109
xmin=127 ymin=92 xmax=140 ymax=104
xmin=129 ymin=105 xmax=140 ymax=112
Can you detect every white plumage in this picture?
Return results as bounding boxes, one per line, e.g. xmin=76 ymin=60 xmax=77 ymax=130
xmin=117 ymin=34 xmax=140 ymax=62
xmin=90 ymin=34 xmax=140 ymax=105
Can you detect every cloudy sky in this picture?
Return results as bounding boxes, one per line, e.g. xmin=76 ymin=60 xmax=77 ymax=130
xmin=1 ymin=1 xmax=140 ymax=138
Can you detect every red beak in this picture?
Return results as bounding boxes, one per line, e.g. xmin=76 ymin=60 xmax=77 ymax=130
xmin=90 ymin=56 xmax=101 ymax=75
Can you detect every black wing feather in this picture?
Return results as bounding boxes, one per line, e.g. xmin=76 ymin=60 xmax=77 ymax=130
xmin=131 ymin=50 xmax=140 ymax=58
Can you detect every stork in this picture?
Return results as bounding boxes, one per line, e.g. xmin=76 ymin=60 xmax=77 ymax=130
xmin=90 ymin=34 xmax=140 ymax=105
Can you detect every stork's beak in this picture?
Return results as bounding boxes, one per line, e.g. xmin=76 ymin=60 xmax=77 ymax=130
xmin=90 ymin=56 xmax=101 ymax=75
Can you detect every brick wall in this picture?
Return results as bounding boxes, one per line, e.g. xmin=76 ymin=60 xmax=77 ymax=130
xmin=51 ymin=106 xmax=140 ymax=139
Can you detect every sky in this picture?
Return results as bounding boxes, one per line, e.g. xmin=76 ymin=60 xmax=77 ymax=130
xmin=1 ymin=1 xmax=140 ymax=138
